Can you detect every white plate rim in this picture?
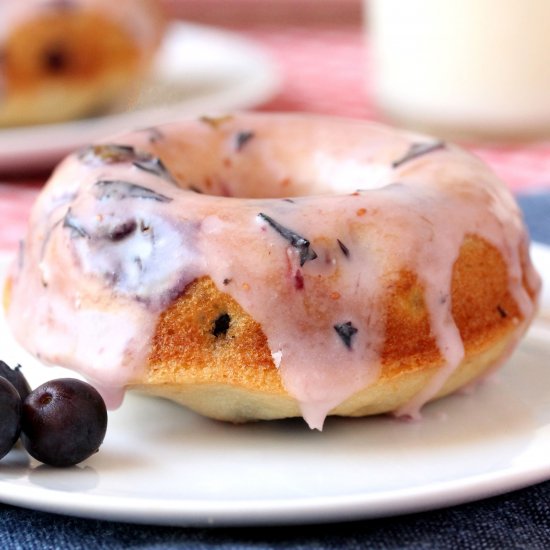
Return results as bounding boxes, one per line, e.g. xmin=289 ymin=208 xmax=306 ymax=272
xmin=1 ymin=382 xmax=550 ymax=529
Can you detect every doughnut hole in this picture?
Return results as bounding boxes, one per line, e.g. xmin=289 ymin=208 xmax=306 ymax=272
xmin=146 ymin=118 xmax=398 ymax=199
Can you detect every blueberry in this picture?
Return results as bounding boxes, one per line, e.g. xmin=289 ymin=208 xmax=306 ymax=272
xmin=21 ymin=378 xmax=107 ymax=467
xmin=0 ymin=377 xmax=21 ymax=460
xmin=0 ymin=360 xmax=31 ymax=401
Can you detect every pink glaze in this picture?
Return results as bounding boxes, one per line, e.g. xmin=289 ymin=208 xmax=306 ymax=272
xmin=6 ymin=114 xmax=541 ymax=428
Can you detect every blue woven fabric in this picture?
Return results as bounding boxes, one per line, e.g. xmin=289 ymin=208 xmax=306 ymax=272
xmin=517 ymin=190 xmax=550 ymax=246
xmin=0 ymin=191 xmax=548 ymax=549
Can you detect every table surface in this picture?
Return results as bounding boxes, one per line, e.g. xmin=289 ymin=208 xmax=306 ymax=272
xmin=1 ymin=8 xmax=550 ymax=549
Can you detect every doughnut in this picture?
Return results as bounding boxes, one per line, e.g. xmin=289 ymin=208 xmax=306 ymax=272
xmin=0 ymin=0 xmax=164 ymax=127
xmin=4 ymin=113 xmax=541 ymax=429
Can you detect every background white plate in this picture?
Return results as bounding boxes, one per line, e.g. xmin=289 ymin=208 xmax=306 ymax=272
xmin=0 ymin=22 xmax=280 ymax=172
xmin=0 ymin=247 xmax=548 ymax=527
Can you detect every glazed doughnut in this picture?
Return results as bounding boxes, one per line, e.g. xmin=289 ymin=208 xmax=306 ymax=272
xmin=0 ymin=0 xmax=164 ymax=126
xmin=4 ymin=113 xmax=540 ymax=429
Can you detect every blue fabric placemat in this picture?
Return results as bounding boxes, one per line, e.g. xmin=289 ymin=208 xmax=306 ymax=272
xmin=0 ymin=191 xmax=548 ymax=550
xmin=517 ymin=190 xmax=550 ymax=247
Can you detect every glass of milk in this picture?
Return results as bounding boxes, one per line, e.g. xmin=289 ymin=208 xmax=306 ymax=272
xmin=366 ymin=0 xmax=550 ymax=141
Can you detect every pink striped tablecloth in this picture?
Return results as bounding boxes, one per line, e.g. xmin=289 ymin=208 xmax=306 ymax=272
xmin=1 ymin=25 xmax=549 ymax=253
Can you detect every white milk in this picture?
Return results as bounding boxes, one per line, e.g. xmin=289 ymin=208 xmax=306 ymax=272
xmin=366 ymin=0 xmax=550 ymax=140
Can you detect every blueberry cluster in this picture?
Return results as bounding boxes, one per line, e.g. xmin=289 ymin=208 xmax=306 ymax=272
xmin=0 ymin=361 xmax=107 ymax=467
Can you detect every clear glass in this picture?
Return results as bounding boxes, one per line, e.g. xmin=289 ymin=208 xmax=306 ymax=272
xmin=366 ymin=0 xmax=550 ymax=141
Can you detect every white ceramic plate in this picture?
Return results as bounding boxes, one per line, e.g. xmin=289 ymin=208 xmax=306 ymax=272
xmin=0 ymin=247 xmax=549 ymax=527
xmin=0 ymin=22 xmax=280 ymax=172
